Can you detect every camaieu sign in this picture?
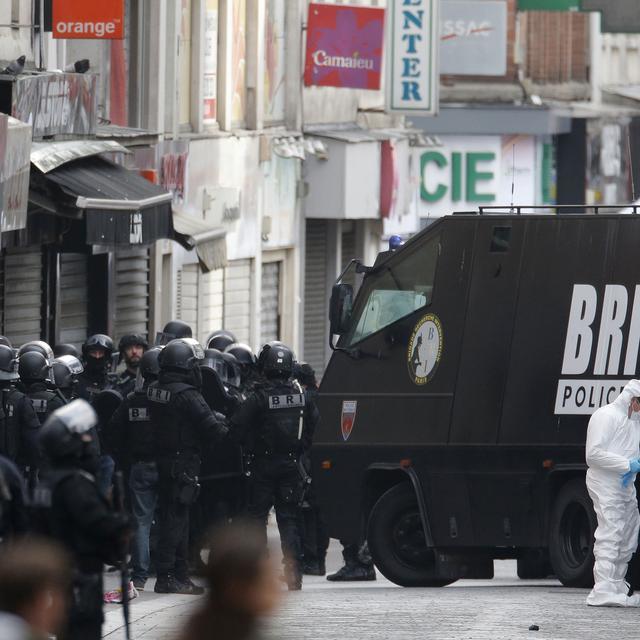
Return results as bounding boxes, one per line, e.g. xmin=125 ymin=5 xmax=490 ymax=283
xmin=304 ymin=3 xmax=385 ymax=90
xmin=53 ymin=0 xmax=124 ymax=40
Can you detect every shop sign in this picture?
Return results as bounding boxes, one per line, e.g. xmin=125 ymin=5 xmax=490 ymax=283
xmin=387 ymin=0 xmax=439 ymax=115
xmin=52 ymin=0 xmax=125 ymax=40
xmin=440 ymin=1 xmax=507 ymax=76
xmin=304 ymin=3 xmax=385 ymax=90
xmin=517 ymin=0 xmax=580 ymax=10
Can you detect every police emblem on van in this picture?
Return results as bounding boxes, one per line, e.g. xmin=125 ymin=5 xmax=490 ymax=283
xmin=341 ymin=401 xmax=358 ymax=441
xmin=407 ymin=313 xmax=443 ymax=385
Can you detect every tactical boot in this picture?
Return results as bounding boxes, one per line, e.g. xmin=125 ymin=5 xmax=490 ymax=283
xmin=176 ymin=576 xmax=205 ymax=595
xmin=326 ymin=563 xmax=376 ymax=582
xmin=155 ymin=574 xmax=204 ymax=595
xmin=303 ymin=560 xmax=326 ymax=576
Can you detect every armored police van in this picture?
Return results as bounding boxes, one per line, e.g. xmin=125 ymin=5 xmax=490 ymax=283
xmin=314 ymin=206 xmax=640 ymax=588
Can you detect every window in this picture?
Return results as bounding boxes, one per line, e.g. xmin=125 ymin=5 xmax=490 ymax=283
xmin=231 ymin=0 xmax=247 ymax=125
xmin=264 ymin=0 xmax=286 ymax=124
xmin=490 ymin=226 xmax=511 ymax=253
xmin=179 ymin=0 xmax=192 ymax=126
xmin=203 ymin=0 xmax=219 ymax=125
xmin=346 ymin=236 xmax=440 ymax=346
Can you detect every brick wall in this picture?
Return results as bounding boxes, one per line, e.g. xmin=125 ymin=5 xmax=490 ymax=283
xmin=522 ymin=11 xmax=589 ymax=84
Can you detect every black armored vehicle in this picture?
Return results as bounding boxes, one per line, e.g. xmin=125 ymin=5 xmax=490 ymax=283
xmin=314 ymin=206 xmax=640 ymax=588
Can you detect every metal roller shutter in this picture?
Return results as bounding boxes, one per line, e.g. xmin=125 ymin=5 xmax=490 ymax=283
xmin=304 ymin=220 xmax=329 ymax=377
xmin=176 ymin=264 xmax=200 ymax=339
xmin=4 ymin=249 xmax=42 ymax=346
xmin=261 ymin=261 xmax=281 ymax=344
xmin=115 ymin=248 xmax=150 ymax=342
xmin=224 ymin=259 xmax=252 ymax=345
xmin=199 ymin=268 xmax=224 ymax=344
xmin=58 ymin=253 xmax=89 ymax=348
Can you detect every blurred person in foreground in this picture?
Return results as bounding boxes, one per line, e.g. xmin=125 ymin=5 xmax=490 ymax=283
xmin=0 ymin=538 xmax=71 ymax=640
xmin=178 ymin=521 xmax=281 ymax=640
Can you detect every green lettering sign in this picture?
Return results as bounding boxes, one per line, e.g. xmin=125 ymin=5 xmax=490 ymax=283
xmin=420 ymin=152 xmax=447 ymax=202
xmin=466 ymin=153 xmax=496 ymax=203
xmin=517 ymin=0 xmax=580 ymax=10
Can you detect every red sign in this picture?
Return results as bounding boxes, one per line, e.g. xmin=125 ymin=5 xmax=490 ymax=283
xmin=53 ymin=0 xmax=125 ymax=40
xmin=304 ymin=3 xmax=384 ymax=90
xmin=341 ymin=400 xmax=358 ymax=441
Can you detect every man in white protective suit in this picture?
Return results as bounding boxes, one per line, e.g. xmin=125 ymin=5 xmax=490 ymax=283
xmin=585 ymin=379 xmax=640 ymax=607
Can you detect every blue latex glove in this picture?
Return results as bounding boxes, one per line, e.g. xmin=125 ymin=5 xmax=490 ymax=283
xmin=621 ymin=458 xmax=640 ymax=487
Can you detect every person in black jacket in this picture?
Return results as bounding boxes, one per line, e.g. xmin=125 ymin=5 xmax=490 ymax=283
xmin=37 ymin=400 xmax=131 ymax=640
xmin=108 ymin=347 xmax=162 ymax=591
xmin=19 ymin=352 xmax=66 ymax=426
xmin=116 ymin=334 xmax=148 ymax=397
xmin=0 ymin=346 xmax=41 ymax=483
xmin=230 ymin=343 xmax=319 ymax=590
xmin=147 ymin=338 xmax=228 ymax=595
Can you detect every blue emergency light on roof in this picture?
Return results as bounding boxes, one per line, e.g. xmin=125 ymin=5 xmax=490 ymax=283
xmin=389 ymin=235 xmax=404 ymax=250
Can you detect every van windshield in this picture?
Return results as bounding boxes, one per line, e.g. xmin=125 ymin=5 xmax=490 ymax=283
xmin=344 ymin=235 xmax=440 ymax=346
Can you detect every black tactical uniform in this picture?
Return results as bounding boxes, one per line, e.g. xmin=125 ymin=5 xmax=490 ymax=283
xmin=76 ymin=334 xmax=117 ymax=403
xmin=0 ymin=453 xmax=28 ymax=538
xmin=116 ymin=333 xmax=149 ymax=398
xmin=147 ymin=339 xmax=228 ymax=594
xmin=52 ymin=355 xmax=84 ymax=402
xmin=0 ymin=346 xmax=41 ymax=477
xmin=231 ymin=344 xmax=319 ymax=590
xmin=20 ymin=351 xmax=66 ymax=426
xmin=37 ymin=400 xmax=131 ymax=640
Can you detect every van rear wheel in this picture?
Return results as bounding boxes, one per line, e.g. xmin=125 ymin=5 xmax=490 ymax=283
xmin=549 ymin=478 xmax=596 ymax=588
xmin=367 ymin=483 xmax=455 ymax=587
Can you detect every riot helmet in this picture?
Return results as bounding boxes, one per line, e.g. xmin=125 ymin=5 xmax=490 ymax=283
xmin=258 ymin=343 xmax=294 ymax=379
xmin=158 ymin=338 xmax=205 ymax=372
xmin=257 ymin=340 xmax=291 ymax=372
xmin=155 ymin=320 xmax=192 ymax=346
xmin=18 ymin=351 xmax=51 ymax=383
xmin=52 ymin=356 xmax=84 ymax=391
xmin=38 ymin=400 xmax=97 ymax=462
xmin=18 ymin=341 xmax=54 ymax=363
xmin=0 ymin=345 xmax=19 ymax=381
xmin=0 ymin=336 xmax=12 ymax=349
xmin=201 ymin=349 xmax=229 ymax=381
xmin=206 ymin=330 xmax=237 ymax=352
xmin=135 ymin=347 xmax=162 ymax=391
xmin=82 ymin=334 xmax=114 ymax=359
xmin=220 ymin=352 xmax=242 ymax=388
xmin=224 ymin=343 xmax=257 ymax=368
xmin=54 ymin=343 xmax=80 ymax=359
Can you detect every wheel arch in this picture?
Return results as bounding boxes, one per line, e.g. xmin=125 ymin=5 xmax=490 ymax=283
xmin=363 ymin=464 xmax=435 ymax=548
xmin=544 ymin=464 xmax=588 ymax=542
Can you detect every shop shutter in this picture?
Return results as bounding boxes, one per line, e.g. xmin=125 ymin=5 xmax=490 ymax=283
xmin=58 ymin=253 xmax=89 ymax=348
xmin=304 ymin=220 xmax=328 ymax=377
xmin=176 ymin=263 xmax=200 ymax=339
xmin=260 ymin=261 xmax=281 ymax=344
xmin=115 ymin=248 xmax=150 ymax=342
xmin=224 ymin=259 xmax=252 ymax=345
xmin=4 ymin=248 xmax=42 ymax=346
xmin=199 ymin=268 xmax=224 ymax=344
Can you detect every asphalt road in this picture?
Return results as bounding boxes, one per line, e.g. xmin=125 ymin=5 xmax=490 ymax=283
xmin=102 ymin=532 xmax=639 ymax=640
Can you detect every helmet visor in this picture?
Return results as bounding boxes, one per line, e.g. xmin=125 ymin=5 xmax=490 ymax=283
xmin=54 ymin=400 xmax=97 ymax=434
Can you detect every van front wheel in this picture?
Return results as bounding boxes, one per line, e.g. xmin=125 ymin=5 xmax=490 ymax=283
xmin=367 ymin=483 xmax=456 ymax=587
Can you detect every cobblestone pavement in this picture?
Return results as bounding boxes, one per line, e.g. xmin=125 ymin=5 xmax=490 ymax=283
xmin=103 ymin=537 xmax=639 ymax=640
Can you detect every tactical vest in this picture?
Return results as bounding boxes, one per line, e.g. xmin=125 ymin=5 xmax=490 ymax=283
xmin=259 ymin=381 xmax=306 ymax=455
xmin=27 ymin=388 xmax=60 ymax=426
xmin=147 ymin=382 xmax=195 ymax=457
xmin=126 ymin=391 xmax=155 ymax=460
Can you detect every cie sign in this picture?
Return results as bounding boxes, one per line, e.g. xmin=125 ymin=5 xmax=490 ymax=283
xmin=53 ymin=0 xmax=124 ymax=40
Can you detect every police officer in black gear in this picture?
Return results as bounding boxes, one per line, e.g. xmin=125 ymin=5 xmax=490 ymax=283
xmin=230 ymin=343 xmax=319 ymax=590
xmin=0 ymin=336 xmax=11 ymax=349
xmin=77 ymin=335 xmax=116 ymax=496
xmin=52 ymin=355 xmax=84 ymax=401
xmin=54 ymin=343 xmax=80 ymax=359
xmin=147 ymin=339 xmax=229 ymax=595
xmin=206 ymin=329 xmax=236 ymax=352
xmin=156 ymin=320 xmax=193 ymax=346
xmin=0 ymin=345 xmax=41 ymax=478
xmin=224 ymin=343 xmax=259 ymax=390
xmin=19 ymin=352 xmax=65 ymax=426
xmin=77 ymin=334 xmax=116 ymax=402
xmin=116 ymin=333 xmax=149 ymax=397
xmin=108 ymin=347 xmax=161 ymax=590
xmin=17 ymin=340 xmax=54 ymax=363
xmin=37 ymin=400 xmax=132 ymax=640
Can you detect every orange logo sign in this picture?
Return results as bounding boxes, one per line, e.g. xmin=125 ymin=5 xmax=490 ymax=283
xmin=53 ymin=0 xmax=124 ymax=40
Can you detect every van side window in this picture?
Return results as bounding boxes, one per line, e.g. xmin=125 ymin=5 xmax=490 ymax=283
xmin=346 ymin=235 xmax=440 ymax=346
xmin=490 ymin=226 xmax=511 ymax=253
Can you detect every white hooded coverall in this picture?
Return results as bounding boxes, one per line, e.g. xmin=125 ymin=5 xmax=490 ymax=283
xmin=585 ymin=379 xmax=640 ymax=607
